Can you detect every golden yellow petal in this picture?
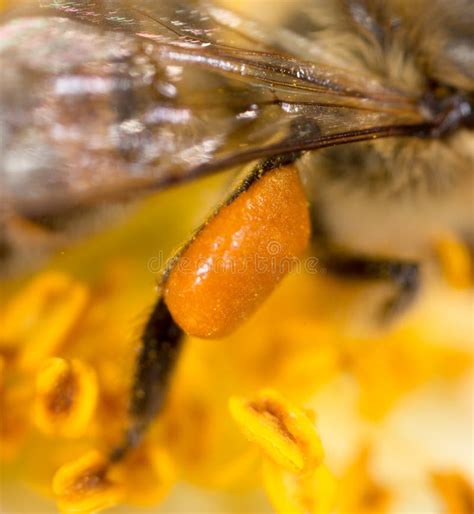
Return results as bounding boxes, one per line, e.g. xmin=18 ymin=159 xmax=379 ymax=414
xmin=229 ymin=389 xmax=324 ymax=474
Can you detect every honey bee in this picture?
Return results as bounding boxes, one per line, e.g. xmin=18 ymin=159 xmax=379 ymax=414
xmin=0 ymin=0 xmax=472 ymax=460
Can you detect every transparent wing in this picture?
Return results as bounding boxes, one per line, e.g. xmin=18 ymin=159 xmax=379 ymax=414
xmin=1 ymin=0 xmax=429 ymax=220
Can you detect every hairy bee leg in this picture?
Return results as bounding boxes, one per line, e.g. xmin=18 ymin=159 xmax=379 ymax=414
xmin=111 ymin=153 xmax=307 ymax=461
xmin=322 ymin=254 xmax=420 ymax=322
xmin=110 ymin=297 xmax=183 ymax=462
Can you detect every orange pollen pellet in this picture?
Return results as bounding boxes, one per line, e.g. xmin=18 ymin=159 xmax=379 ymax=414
xmin=164 ymin=165 xmax=311 ymax=338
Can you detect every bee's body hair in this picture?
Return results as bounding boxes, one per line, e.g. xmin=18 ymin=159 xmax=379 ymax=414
xmin=294 ymin=0 xmax=474 ymax=259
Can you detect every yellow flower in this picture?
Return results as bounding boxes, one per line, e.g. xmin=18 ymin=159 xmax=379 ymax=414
xmin=0 ymin=177 xmax=472 ymax=513
xmin=229 ymin=389 xmax=324 ymax=474
xmin=34 ymin=358 xmax=98 ymax=438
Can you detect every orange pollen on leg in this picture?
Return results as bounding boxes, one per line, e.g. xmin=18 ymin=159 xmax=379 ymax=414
xmin=164 ymin=165 xmax=311 ymax=338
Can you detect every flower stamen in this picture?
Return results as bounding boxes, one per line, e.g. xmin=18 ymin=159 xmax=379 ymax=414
xmin=34 ymin=358 xmax=98 ymax=438
xmin=229 ymin=389 xmax=324 ymax=474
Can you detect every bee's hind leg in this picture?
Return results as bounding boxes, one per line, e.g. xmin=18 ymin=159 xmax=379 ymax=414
xmin=321 ymin=253 xmax=420 ymax=322
xmin=110 ymin=297 xmax=183 ymax=462
xmin=110 ymin=153 xmax=307 ymax=462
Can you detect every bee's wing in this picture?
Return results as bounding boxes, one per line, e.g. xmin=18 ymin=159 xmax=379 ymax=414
xmin=2 ymin=0 xmax=428 ymax=220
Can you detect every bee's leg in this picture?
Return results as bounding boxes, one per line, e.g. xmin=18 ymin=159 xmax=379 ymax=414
xmin=110 ymin=297 xmax=183 ymax=462
xmin=322 ymin=253 xmax=420 ymax=321
xmin=111 ymin=153 xmax=308 ymax=460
